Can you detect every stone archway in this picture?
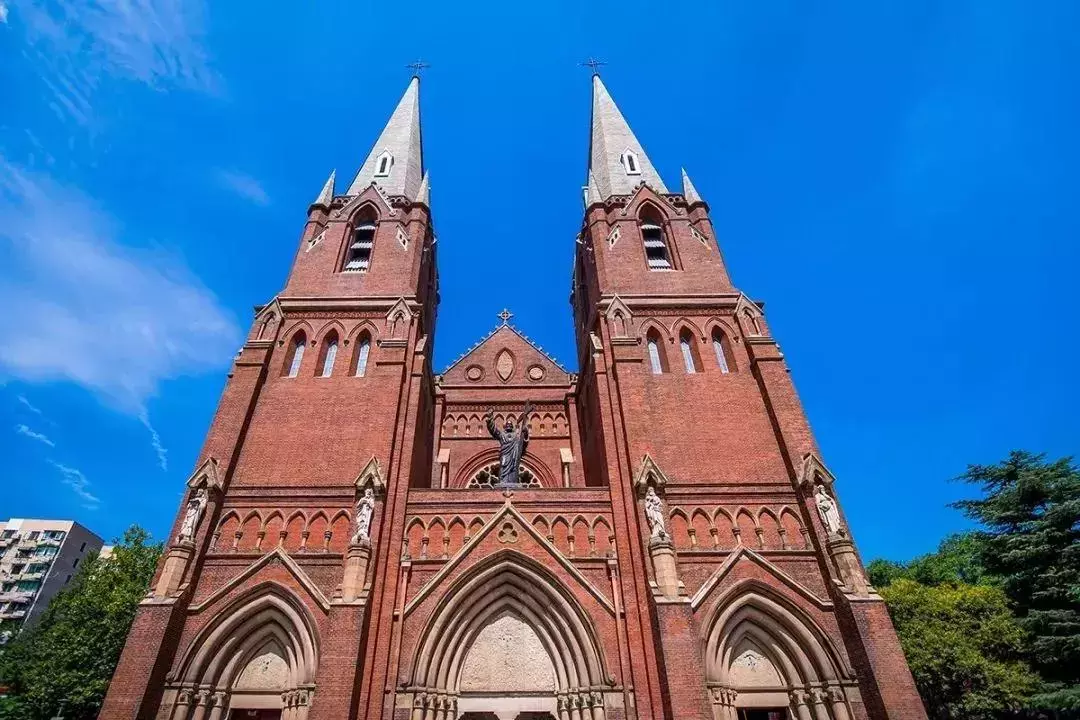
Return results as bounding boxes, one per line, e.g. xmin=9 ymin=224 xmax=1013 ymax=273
xmin=703 ymin=586 xmax=854 ymax=720
xmin=160 ymin=586 xmax=320 ymax=720
xmin=407 ymin=553 xmax=608 ymax=720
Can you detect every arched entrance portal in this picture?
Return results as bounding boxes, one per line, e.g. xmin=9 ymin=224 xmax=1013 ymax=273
xmin=408 ymin=553 xmax=608 ymax=720
xmin=160 ymin=586 xmax=319 ymax=720
xmin=703 ymin=586 xmax=854 ymax=720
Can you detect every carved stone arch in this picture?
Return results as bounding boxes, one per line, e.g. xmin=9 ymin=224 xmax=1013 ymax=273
xmin=625 ymin=186 xmax=677 ymax=221
xmin=637 ymin=317 xmax=673 ymax=343
xmin=260 ymin=510 xmax=284 ymax=534
xmin=342 ymin=196 xmax=388 ymax=225
xmin=216 ymin=509 xmax=241 ymax=533
xmin=798 ymin=452 xmax=836 ymax=491
xmin=354 ymin=456 xmax=386 ymax=497
xmin=284 ymin=510 xmax=306 ymax=537
xmin=254 ymin=298 xmax=284 ymax=342
xmin=408 ymin=551 xmax=610 ymax=697
xmin=701 ymin=581 xmax=851 ymax=707
xmin=670 ymin=317 xmax=706 ymax=342
xmin=734 ymin=294 xmax=766 ymax=337
xmin=633 ymin=454 xmax=672 ymax=497
xmin=703 ymin=315 xmax=741 ymax=343
xmin=304 ymin=511 xmax=328 ymax=535
xmin=603 ymin=295 xmax=635 ymax=339
xmin=313 ymin=320 xmax=347 ymax=346
xmin=281 ymin=320 xmax=315 ymax=346
xmin=385 ymin=297 xmax=413 ymax=340
xmin=347 ymin=319 xmax=381 ymax=344
xmin=168 ymin=583 xmax=320 ymax=716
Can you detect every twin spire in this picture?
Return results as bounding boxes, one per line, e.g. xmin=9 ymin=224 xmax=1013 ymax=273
xmin=314 ymin=72 xmax=704 ymax=211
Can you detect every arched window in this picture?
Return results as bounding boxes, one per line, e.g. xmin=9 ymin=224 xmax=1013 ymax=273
xmin=621 ymin=149 xmax=640 ymax=175
xmin=712 ymin=328 xmax=734 ymax=374
xmin=375 ymin=151 xmax=393 ymax=177
xmin=284 ymin=332 xmax=306 ymax=377
xmin=743 ymin=309 xmax=762 ymax=336
xmin=353 ymin=333 xmax=371 ymax=377
xmin=318 ymin=332 xmax=338 ymax=377
xmin=640 ymin=206 xmax=672 ymax=271
xmin=344 ymin=209 xmax=376 ymax=272
xmin=646 ymin=330 xmax=665 ymax=374
xmin=679 ymin=330 xmax=699 ymax=373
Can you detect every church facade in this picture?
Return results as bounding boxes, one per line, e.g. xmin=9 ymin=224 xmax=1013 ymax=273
xmin=100 ymin=74 xmax=927 ymax=720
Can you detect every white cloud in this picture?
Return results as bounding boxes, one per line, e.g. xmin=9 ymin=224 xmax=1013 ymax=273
xmin=49 ymin=461 xmax=100 ymax=508
xmin=14 ymin=0 xmax=216 ymax=124
xmin=15 ymin=423 xmax=55 ymax=447
xmin=0 ymin=2 xmax=9 ymax=24
xmin=0 ymin=156 xmax=240 ymax=449
xmin=216 ymin=169 xmax=270 ymax=206
xmin=140 ymin=411 xmax=168 ymax=471
xmin=17 ymin=394 xmax=43 ymax=415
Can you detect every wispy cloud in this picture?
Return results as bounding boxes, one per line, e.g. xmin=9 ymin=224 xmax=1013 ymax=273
xmin=15 ymin=424 xmax=55 ymax=447
xmin=17 ymin=395 xmax=43 ymax=415
xmin=140 ymin=411 xmax=168 ymax=471
xmin=216 ymin=169 xmax=270 ymax=206
xmin=49 ymin=461 xmax=99 ymax=508
xmin=0 ymin=2 xmax=9 ymax=24
xmin=0 ymin=156 xmax=240 ymax=466
xmin=12 ymin=0 xmax=216 ymax=125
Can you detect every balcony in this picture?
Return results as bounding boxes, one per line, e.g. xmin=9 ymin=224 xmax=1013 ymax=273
xmin=19 ymin=571 xmax=44 ymax=582
xmin=0 ymin=609 xmax=27 ymax=620
xmin=0 ymin=591 xmax=33 ymax=603
xmin=37 ymin=538 xmax=61 ymax=547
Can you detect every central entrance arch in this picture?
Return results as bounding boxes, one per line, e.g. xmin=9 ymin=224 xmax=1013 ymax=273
xmin=407 ymin=552 xmax=608 ymax=720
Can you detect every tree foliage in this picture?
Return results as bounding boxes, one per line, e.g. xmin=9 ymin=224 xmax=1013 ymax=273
xmin=0 ymin=526 xmax=162 ymax=720
xmin=880 ymin=578 xmax=1043 ymax=719
xmin=868 ymin=532 xmax=990 ymax=588
xmin=953 ymin=451 xmax=1080 ymax=687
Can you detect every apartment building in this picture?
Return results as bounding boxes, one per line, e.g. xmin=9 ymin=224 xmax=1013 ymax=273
xmin=0 ymin=518 xmax=103 ymax=630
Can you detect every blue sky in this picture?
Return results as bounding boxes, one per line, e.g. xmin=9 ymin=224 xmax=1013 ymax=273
xmin=1 ymin=1 xmax=1077 ymax=561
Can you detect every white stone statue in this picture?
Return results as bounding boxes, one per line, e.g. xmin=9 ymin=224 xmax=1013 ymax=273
xmin=177 ymin=488 xmax=208 ymax=543
xmin=815 ymin=484 xmax=844 ymax=536
xmin=352 ymin=488 xmax=376 ymax=545
xmin=644 ymin=486 xmax=668 ymax=541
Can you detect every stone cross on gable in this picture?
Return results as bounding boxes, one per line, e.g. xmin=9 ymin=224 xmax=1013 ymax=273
xmin=497 ymin=308 xmax=513 ymax=325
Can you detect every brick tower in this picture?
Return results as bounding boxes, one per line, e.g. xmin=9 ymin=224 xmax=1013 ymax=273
xmin=100 ymin=74 xmax=926 ymax=720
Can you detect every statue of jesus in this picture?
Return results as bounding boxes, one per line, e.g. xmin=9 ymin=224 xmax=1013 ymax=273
xmin=485 ymin=402 xmax=534 ymax=487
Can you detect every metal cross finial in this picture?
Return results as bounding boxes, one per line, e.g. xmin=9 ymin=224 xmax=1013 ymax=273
xmin=580 ymin=57 xmax=607 ymax=75
xmin=406 ymin=59 xmax=431 ymax=77
xmin=497 ymin=309 xmax=513 ymax=325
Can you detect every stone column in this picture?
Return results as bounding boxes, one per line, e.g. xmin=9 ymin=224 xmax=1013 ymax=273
xmin=410 ymin=693 xmax=425 ymax=720
xmin=789 ymin=690 xmax=814 ymax=720
xmin=827 ymin=538 xmax=870 ymax=597
xmin=206 ymin=692 xmax=226 ymax=720
xmin=810 ymin=688 xmax=831 ymax=720
xmin=827 ymin=687 xmax=852 ymax=720
xmin=155 ymin=544 xmax=194 ymax=598
xmin=648 ymin=536 xmax=680 ymax=598
xmin=589 ymin=691 xmax=607 ymax=720
xmin=341 ymin=543 xmax=371 ymax=602
xmin=188 ymin=691 xmax=209 ymax=720
xmin=168 ymin=689 xmax=192 ymax=720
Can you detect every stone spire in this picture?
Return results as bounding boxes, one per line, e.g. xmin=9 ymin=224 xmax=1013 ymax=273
xmin=587 ymin=74 xmax=668 ymax=201
xmin=681 ymin=168 xmax=704 ymax=206
xmin=346 ymin=76 xmax=424 ymax=198
xmin=312 ymin=169 xmax=335 ymax=208
xmin=585 ymin=170 xmax=603 ymax=207
xmin=415 ymin=171 xmax=430 ymax=206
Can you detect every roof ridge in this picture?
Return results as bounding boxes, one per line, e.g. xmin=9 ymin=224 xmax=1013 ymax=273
xmin=440 ymin=322 xmax=568 ymax=375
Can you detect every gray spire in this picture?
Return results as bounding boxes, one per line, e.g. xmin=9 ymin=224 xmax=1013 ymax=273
xmin=415 ymin=170 xmax=430 ymax=205
xmin=585 ymin=170 xmax=603 ymax=207
xmin=346 ymin=76 xmax=424 ymax=197
xmin=588 ymin=75 xmax=667 ymax=200
xmin=312 ymin=169 xmax=335 ymax=208
xmin=681 ymin=168 xmax=704 ymax=205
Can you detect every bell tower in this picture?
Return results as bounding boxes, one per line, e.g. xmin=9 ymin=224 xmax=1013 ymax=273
xmin=572 ymin=72 xmax=928 ymax=720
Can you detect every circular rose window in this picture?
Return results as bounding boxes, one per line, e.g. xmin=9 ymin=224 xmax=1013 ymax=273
xmin=465 ymin=365 xmax=484 ymax=381
xmin=527 ymin=365 xmax=545 ymax=381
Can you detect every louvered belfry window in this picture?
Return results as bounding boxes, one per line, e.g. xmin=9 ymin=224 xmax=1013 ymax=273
xmin=344 ymin=223 xmax=375 ymax=272
xmin=642 ymin=222 xmax=672 ymax=270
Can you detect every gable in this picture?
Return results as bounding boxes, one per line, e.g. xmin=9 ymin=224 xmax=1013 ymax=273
xmin=442 ymin=325 xmax=570 ymax=386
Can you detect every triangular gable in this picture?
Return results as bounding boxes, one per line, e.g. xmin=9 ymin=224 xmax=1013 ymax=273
xmin=689 ymin=546 xmax=831 ymax=612
xmin=441 ymin=324 xmax=570 ymax=384
xmin=189 ymin=547 xmax=330 ymax=613
xmin=333 ymin=182 xmax=398 ymax=220
xmin=404 ymin=500 xmax=614 ymax=616
xmin=186 ymin=457 xmax=222 ymax=491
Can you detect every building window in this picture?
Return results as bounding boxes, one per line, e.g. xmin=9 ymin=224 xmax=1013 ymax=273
xmin=27 ymin=531 xmax=40 ymax=540
xmin=375 ymin=151 xmax=393 ymax=177
xmin=646 ymin=330 xmax=665 ymax=374
xmin=15 ymin=580 xmax=38 ymax=592
xmin=1 ymin=530 xmax=14 ymax=539
xmin=44 ymin=530 xmax=66 ymax=541
xmin=344 ymin=211 xmax=376 ymax=272
xmin=679 ymin=330 xmax=700 ymax=373
xmin=34 ymin=545 xmax=57 ymax=557
xmin=640 ymin=207 xmax=673 ymax=271
xmin=467 ymin=462 xmax=540 ymax=489
xmin=79 ymin=542 xmax=86 ymax=552
xmin=712 ymin=329 xmax=734 ymax=374
xmin=354 ymin=335 xmax=371 ymax=377
xmin=318 ymin=332 xmax=339 ymax=377
xmin=621 ymin=149 xmax=641 ymax=175
xmin=284 ymin=332 xmax=307 ymax=377
xmin=72 ymin=557 xmax=79 ymax=568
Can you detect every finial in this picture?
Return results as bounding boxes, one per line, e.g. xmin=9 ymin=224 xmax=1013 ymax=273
xmin=580 ymin=57 xmax=606 ymax=76
xmin=406 ymin=59 xmax=430 ymax=78
xmin=497 ymin=308 xmax=513 ymax=325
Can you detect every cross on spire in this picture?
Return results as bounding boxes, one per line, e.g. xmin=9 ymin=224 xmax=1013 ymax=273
xmin=580 ymin=57 xmax=607 ymax=75
xmin=497 ymin=308 xmax=513 ymax=325
xmin=405 ymin=59 xmax=430 ymax=77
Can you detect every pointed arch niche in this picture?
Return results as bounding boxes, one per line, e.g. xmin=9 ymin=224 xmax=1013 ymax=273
xmin=161 ymin=586 xmax=320 ymax=720
xmin=406 ymin=553 xmax=610 ymax=720
xmin=702 ymin=585 xmax=854 ymax=720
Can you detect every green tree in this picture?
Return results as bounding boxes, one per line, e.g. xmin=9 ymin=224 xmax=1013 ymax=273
xmin=953 ymin=451 xmax=1080 ymax=688
xmin=880 ymin=578 xmax=1043 ymax=719
xmin=0 ymin=525 xmax=162 ymax=720
xmin=868 ymin=533 xmax=990 ymax=588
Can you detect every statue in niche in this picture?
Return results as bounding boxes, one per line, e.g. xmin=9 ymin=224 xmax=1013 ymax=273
xmin=352 ymin=488 xmax=376 ymax=545
xmin=643 ymin=486 xmax=668 ymax=541
xmin=484 ymin=401 xmax=534 ymax=486
xmin=814 ymin=483 xmax=844 ymax=536
xmin=177 ymin=488 xmax=208 ymax=544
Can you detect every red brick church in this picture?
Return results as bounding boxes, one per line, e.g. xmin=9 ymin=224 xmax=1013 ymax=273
xmin=101 ymin=73 xmax=927 ymax=720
